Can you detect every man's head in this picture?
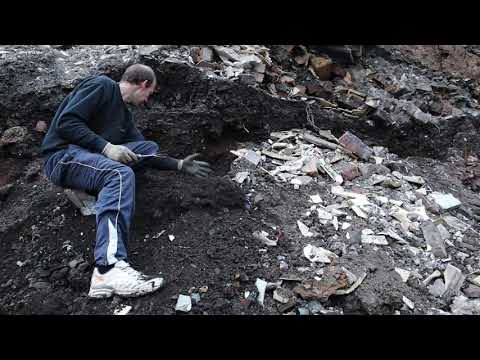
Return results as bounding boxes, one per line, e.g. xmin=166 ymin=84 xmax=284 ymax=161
xmin=119 ymin=64 xmax=157 ymax=106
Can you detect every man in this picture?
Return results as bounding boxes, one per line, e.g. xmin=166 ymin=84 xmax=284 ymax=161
xmin=41 ymin=64 xmax=212 ymax=298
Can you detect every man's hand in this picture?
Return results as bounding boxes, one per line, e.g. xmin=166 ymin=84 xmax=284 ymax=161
xmin=178 ymin=153 xmax=213 ymax=178
xmin=102 ymin=142 xmax=138 ymax=164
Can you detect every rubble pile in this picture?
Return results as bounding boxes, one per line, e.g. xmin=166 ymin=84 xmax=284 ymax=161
xmin=227 ymin=125 xmax=480 ymax=314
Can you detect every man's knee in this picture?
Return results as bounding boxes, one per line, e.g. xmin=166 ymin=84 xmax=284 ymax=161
xmin=144 ymin=141 xmax=159 ymax=154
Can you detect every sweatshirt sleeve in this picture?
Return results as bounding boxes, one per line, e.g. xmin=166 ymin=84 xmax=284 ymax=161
xmin=55 ymin=81 xmax=109 ymax=153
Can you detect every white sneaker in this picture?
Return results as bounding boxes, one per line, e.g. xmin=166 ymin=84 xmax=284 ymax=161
xmin=88 ymin=261 xmax=165 ymax=298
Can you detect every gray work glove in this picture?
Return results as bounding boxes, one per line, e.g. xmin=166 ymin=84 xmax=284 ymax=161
xmin=102 ymin=142 xmax=138 ymax=164
xmin=178 ymin=153 xmax=213 ymax=178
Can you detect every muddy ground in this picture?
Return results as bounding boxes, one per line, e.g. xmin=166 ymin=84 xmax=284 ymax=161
xmin=1 ymin=45 xmax=480 ymax=315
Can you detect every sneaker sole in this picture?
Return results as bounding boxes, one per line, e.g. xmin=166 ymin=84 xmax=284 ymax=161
xmin=88 ymin=278 xmax=165 ymax=299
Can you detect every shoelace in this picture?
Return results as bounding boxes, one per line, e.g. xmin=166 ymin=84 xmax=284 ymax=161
xmin=120 ymin=263 xmax=146 ymax=280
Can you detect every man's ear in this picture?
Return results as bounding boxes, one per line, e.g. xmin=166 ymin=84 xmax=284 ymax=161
xmin=141 ymin=80 xmax=149 ymax=89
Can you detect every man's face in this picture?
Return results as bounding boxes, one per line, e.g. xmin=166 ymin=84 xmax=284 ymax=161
xmin=132 ymin=80 xmax=156 ymax=106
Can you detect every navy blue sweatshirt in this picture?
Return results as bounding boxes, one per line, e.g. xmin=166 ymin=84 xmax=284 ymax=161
xmin=41 ymin=75 xmax=177 ymax=170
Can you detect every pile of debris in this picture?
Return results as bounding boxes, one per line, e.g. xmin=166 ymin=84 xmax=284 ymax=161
xmin=228 ymin=127 xmax=480 ymax=314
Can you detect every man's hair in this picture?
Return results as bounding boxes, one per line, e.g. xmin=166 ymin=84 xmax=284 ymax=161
xmin=121 ymin=64 xmax=156 ymax=87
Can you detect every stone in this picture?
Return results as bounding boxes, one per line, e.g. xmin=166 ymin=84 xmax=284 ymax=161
xmin=0 ymin=126 xmax=27 ymax=146
xmin=114 ymin=305 xmax=132 ymax=315
xmin=68 ymin=259 xmax=83 ymax=269
xmin=443 ymin=264 xmax=465 ymax=298
xmin=463 ymin=284 xmax=480 ymax=298
xmin=403 ymin=175 xmax=425 ymax=186
xmin=450 ymin=295 xmax=480 ymax=315
xmin=302 ymin=158 xmax=319 ymax=176
xmin=361 ymin=234 xmax=388 ymax=246
xmin=471 ymin=275 xmax=480 ymax=287
xmin=429 ymin=192 xmax=461 ymax=212
xmin=273 ymin=287 xmax=293 ymax=304
xmin=243 ymin=150 xmax=261 ymax=166
xmin=291 ymin=176 xmax=313 ymax=186
xmin=421 ymin=221 xmax=448 ymax=258
xmin=395 ymin=268 xmax=411 ymax=283
xmin=32 ymin=281 xmax=50 ymax=290
xmin=382 ymin=179 xmax=402 ymax=189
xmin=0 ymin=184 xmax=13 ymax=201
xmin=341 ymin=164 xmax=361 ymax=181
xmin=428 ymin=278 xmax=446 ymax=297
xmin=35 ymin=121 xmax=48 ymax=133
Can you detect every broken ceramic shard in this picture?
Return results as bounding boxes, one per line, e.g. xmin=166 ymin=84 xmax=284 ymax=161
xmin=402 ymin=296 xmax=415 ymax=310
xmin=429 ymin=192 xmax=461 ymax=212
xmin=234 ymin=171 xmax=249 ymax=184
xmin=252 ymin=230 xmax=277 ymax=247
xmin=303 ymin=244 xmax=337 ymax=263
xmin=255 ymin=278 xmax=268 ymax=306
xmin=114 ymin=305 xmax=132 ymax=315
xmin=297 ymin=220 xmax=315 ymax=237
xmin=318 ymin=159 xmax=343 ymax=184
xmin=175 ymin=295 xmax=192 ymax=312
xmin=310 ymin=194 xmax=323 ymax=204
xmin=403 ymin=175 xmax=425 ymax=186
xmin=338 ymin=131 xmax=373 ymax=161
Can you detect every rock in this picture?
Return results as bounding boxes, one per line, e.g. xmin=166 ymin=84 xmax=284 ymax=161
xmin=338 ymin=131 xmax=373 ymax=161
xmin=273 ymin=287 xmax=293 ymax=304
xmin=443 ymin=264 xmax=465 ymax=298
xmin=0 ymin=126 xmax=27 ymax=146
xmin=309 ymin=56 xmax=333 ymax=80
xmin=450 ymin=295 xmax=480 ymax=315
xmin=50 ymin=267 xmax=69 ymax=280
xmin=382 ymin=179 xmax=402 ymax=189
xmin=309 ymin=194 xmax=322 ymax=204
xmin=68 ymin=259 xmax=83 ymax=269
xmin=0 ymin=184 xmax=13 ymax=201
xmin=175 ymin=295 xmax=192 ymax=312
xmin=463 ymin=284 xmax=480 ymax=298
xmin=361 ymin=230 xmax=388 ymax=246
xmin=429 ymin=278 xmax=446 ymax=297
xmin=403 ymin=175 xmax=425 ymax=186
xmin=471 ymin=275 xmax=480 ymax=287
xmin=77 ymin=262 xmax=90 ymax=272
xmin=32 ymin=281 xmax=50 ymax=290
xmin=429 ymin=192 xmax=462 ymax=212
xmin=291 ymin=176 xmax=313 ymax=186
xmin=302 ymin=158 xmax=319 ymax=176
xmin=421 ymin=221 xmax=448 ymax=258
xmin=341 ymin=164 xmax=361 ymax=181
xmin=252 ymin=230 xmax=277 ymax=247
xmin=35 ymin=121 xmax=48 ymax=133
xmin=395 ymin=268 xmax=411 ymax=283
